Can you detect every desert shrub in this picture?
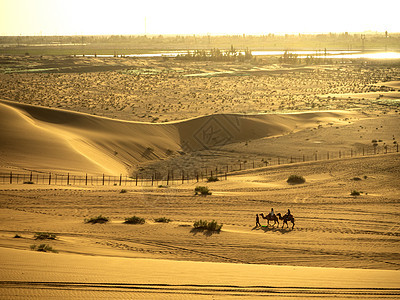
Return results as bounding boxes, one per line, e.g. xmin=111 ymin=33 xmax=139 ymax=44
xmin=195 ymin=186 xmax=212 ymax=195
xmin=34 ymin=232 xmax=56 ymax=240
xmin=154 ymin=217 xmax=171 ymax=223
xmin=352 ymin=177 xmax=362 ymax=181
xmin=124 ymin=216 xmax=145 ymax=224
xmin=120 ymin=189 xmax=127 ymax=193
xmin=85 ymin=215 xmax=109 ymax=224
xmin=23 ymin=181 xmax=34 ymax=184
xmin=351 ymin=190 xmax=361 ymax=196
xmin=30 ymin=244 xmax=58 ymax=253
xmin=207 ymin=176 xmax=219 ymax=182
xmin=14 ymin=234 xmax=21 ymax=238
xmin=287 ymin=175 xmax=306 ymax=184
xmin=193 ymin=220 xmax=222 ymax=232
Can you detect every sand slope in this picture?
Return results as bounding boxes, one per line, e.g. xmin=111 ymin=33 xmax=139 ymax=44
xmin=1 ymin=100 xmax=354 ymax=175
xmin=1 ymin=247 xmax=399 ymax=299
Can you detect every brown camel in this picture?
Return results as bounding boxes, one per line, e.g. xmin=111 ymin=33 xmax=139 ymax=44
xmin=259 ymin=213 xmax=279 ymax=227
xmin=276 ymin=213 xmax=295 ymax=229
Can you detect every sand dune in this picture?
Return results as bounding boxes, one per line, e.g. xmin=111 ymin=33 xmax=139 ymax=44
xmin=1 ymin=247 xmax=399 ymax=299
xmin=1 ymin=99 xmax=354 ymax=175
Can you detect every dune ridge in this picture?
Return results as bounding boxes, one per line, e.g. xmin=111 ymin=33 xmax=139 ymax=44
xmin=0 ymin=99 xmax=355 ymax=175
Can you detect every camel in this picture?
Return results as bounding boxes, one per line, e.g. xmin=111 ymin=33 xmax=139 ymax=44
xmin=276 ymin=213 xmax=295 ymax=229
xmin=259 ymin=213 xmax=279 ymax=227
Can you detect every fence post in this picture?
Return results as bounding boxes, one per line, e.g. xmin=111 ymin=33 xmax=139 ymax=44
xmin=136 ymin=174 xmax=138 ymax=186
xmin=119 ymin=174 xmax=122 ymax=186
xmin=102 ymin=174 xmax=105 ymax=185
xmin=30 ymin=172 xmax=33 ymax=182
xmin=49 ymin=173 xmax=51 ymax=185
xmin=167 ymin=172 xmax=170 ymax=185
xmin=225 ymin=172 xmax=227 ymax=180
xmin=67 ymin=173 xmax=70 ymax=185
xmin=85 ymin=174 xmax=88 ymax=185
xmin=151 ymin=175 xmax=154 ymax=186
xmin=10 ymin=172 xmax=12 ymax=184
xmin=196 ymin=173 xmax=199 ymax=182
xmin=182 ymin=171 xmax=184 ymax=184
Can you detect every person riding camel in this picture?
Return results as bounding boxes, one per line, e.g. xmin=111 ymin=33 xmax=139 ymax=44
xmin=269 ymin=208 xmax=275 ymax=217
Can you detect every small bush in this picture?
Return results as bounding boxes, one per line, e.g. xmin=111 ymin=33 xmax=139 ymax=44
xmin=154 ymin=217 xmax=171 ymax=223
xmin=351 ymin=190 xmax=361 ymax=196
xmin=195 ymin=186 xmax=212 ymax=195
xmin=287 ymin=175 xmax=306 ymax=184
xmin=30 ymin=244 xmax=58 ymax=253
xmin=352 ymin=177 xmax=362 ymax=181
xmin=14 ymin=234 xmax=21 ymax=238
xmin=23 ymin=181 xmax=35 ymax=184
xmin=207 ymin=176 xmax=219 ymax=182
xmin=34 ymin=232 xmax=56 ymax=240
xmin=124 ymin=216 xmax=145 ymax=224
xmin=85 ymin=215 xmax=109 ymax=224
xmin=193 ymin=220 xmax=222 ymax=232
xmin=120 ymin=189 xmax=127 ymax=193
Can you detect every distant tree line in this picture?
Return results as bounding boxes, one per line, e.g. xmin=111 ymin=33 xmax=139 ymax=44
xmin=176 ymin=46 xmax=253 ymax=62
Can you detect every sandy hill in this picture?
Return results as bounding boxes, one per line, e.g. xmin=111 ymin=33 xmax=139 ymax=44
xmin=0 ymin=100 xmax=354 ymax=175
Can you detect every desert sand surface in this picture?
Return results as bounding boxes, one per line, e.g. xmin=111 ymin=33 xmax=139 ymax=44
xmin=0 ymin=55 xmax=400 ymax=298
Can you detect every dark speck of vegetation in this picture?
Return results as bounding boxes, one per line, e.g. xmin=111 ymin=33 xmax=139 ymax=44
xmin=287 ymin=175 xmax=306 ymax=184
xmin=85 ymin=215 xmax=109 ymax=224
xmin=34 ymin=232 xmax=57 ymax=240
xmin=124 ymin=216 xmax=145 ymax=224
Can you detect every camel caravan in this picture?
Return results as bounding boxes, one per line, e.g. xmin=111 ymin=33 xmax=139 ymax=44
xmin=256 ymin=208 xmax=295 ymax=230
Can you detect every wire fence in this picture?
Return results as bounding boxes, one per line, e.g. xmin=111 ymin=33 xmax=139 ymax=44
xmin=0 ymin=144 xmax=398 ymax=187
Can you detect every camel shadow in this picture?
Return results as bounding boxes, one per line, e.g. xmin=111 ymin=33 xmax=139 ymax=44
xmin=252 ymin=225 xmax=293 ymax=234
xmin=190 ymin=228 xmax=221 ymax=237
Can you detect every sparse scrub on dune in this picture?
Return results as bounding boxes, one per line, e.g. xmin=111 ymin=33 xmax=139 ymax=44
xmin=30 ymin=244 xmax=58 ymax=253
xmin=84 ymin=215 xmax=109 ymax=224
xmin=195 ymin=186 xmax=212 ymax=196
xmin=207 ymin=176 xmax=219 ymax=182
xmin=154 ymin=217 xmax=171 ymax=223
xmin=193 ymin=220 xmax=223 ymax=232
xmin=34 ymin=232 xmax=57 ymax=240
xmin=287 ymin=175 xmax=306 ymax=184
xmin=351 ymin=190 xmax=361 ymax=196
xmin=120 ymin=189 xmax=127 ymax=193
xmin=124 ymin=216 xmax=145 ymax=224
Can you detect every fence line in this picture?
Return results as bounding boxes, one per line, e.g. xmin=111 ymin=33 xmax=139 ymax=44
xmin=0 ymin=144 xmax=398 ymax=187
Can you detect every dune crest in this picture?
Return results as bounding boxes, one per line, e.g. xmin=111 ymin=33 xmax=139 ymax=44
xmin=0 ymin=100 xmax=355 ymax=175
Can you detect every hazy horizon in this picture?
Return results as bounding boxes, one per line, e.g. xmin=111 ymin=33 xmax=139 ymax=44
xmin=1 ymin=0 xmax=399 ymax=36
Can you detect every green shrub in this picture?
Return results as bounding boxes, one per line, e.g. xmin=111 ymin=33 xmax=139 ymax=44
xmin=124 ymin=216 xmax=145 ymax=224
xmin=30 ymin=244 xmax=58 ymax=253
xmin=351 ymin=190 xmax=361 ymax=196
xmin=34 ymin=232 xmax=56 ymax=240
xmin=287 ymin=175 xmax=306 ymax=184
xmin=14 ymin=234 xmax=21 ymax=238
xmin=120 ymin=189 xmax=127 ymax=193
xmin=85 ymin=215 xmax=109 ymax=224
xmin=154 ymin=217 xmax=171 ymax=223
xmin=195 ymin=186 xmax=212 ymax=195
xmin=193 ymin=220 xmax=222 ymax=232
xmin=207 ymin=176 xmax=219 ymax=182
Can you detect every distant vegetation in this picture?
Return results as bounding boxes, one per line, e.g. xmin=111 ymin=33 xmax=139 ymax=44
xmin=154 ymin=217 xmax=171 ymax=223
xmin=287 ymin=175 xmax=306 ymax=184
xmin=124 ymin=216 xmax=145 ymax=224
xmin=195 ymin=186 xmax=212 ymax=196
xmin=207 ymin=176 xmax=219 ymax=182
xmin=85 ymin=215 xmax=109 ymax=224
xmin=34 ymin=232 xmax=57 ymax=240
xmin=193 ymin=220 xmax=223 ymax=232
xmin=176 ymin=47 xmax=253 ymax=62
xmin=30 ymin=244 xmax=58 ymax=253
xmin=351 ymin=190 xmax=361 ymax=196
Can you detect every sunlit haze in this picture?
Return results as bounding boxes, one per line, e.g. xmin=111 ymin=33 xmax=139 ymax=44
xmin=1 ymin=0 xmax=399 ymax=36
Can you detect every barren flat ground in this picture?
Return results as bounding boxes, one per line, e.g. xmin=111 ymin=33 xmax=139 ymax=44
xmin=0 ymin=55 xmax=399 ymax=298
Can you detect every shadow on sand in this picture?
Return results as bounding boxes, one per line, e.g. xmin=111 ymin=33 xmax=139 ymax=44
xmin=190 ymin=228 xmax=221 ymax=237
xmin=252 ymin=225 xmax=293 ymax=234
